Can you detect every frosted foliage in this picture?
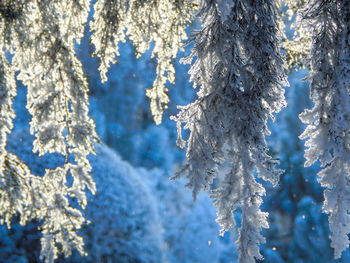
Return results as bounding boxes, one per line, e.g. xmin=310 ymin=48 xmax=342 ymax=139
xmin=172 ymin=0 xmax=287 ymax=262
xmin=90 ymin=0 xmax=197 ymax=124
xmin=0 ymin=1 xmax=97 ymax=262
xmin=299 ymin=0 xmax=350 ymax=259
xmin=0 ymin=153 xmax=36 ymax=227
xmin=0 ymin=55 xmax=15 ymax=173
xmin=0 ymin=3 xmax=30 ymax=229
xmin=282 ymin=0 xmax=311 ymax=71
xmin=0 ymin=0 xmax=41 ymax=239
xmin=0 ymin=0 xmax=195 ymax=261
xmin=6 ymin=131 xmax=164 ymax=263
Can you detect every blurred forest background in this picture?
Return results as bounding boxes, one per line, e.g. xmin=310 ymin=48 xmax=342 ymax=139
xmin=1 ymin=12 xmax=350 ymax=263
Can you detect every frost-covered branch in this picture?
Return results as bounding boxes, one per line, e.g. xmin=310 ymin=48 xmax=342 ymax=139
xmin=172 ymin=0 xmax=287 ymax=261
xmin=299 ymin=0 xmax=350 ymax=258
xmin=0 ymin=51 xmax=36 ymax=229
xmin=0 ymin=54 xmax=15 ymax=177
xmin=90 ymin=0 xmax=197 ymax=124
xmin=0 ymin=0 xmax=37 ymax=231
xmin=3 ymin=1 xmax=97 ymax=261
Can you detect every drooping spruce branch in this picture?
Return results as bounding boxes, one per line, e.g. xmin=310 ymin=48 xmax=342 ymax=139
xmin=0 ymin=44 xmax=36 ymax=229
xmin=0 ymin=53 xmax=15 ymax=181
xmin=90 ymin=0 xmax=197 ymax=124
xmin=0 ymin=0 xmax=39 ymax=230
xmin=299 ymin=0 xmax=350 ymax=258
xmin=7 ymin=1 xmax=97 ymax=262
xmin=172 ymin=0 xmax=287 ymax=261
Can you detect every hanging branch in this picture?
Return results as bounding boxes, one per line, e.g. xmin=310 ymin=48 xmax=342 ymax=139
xmin=90 ymin=0 xmax=197 ymax=124
xmin=11 ymin=1 xmax=96 ymax=261
xmin=299 ymin=0 xmax=350 ymax=258
xmin=172 ymin=0 xmax=287 ymax=261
